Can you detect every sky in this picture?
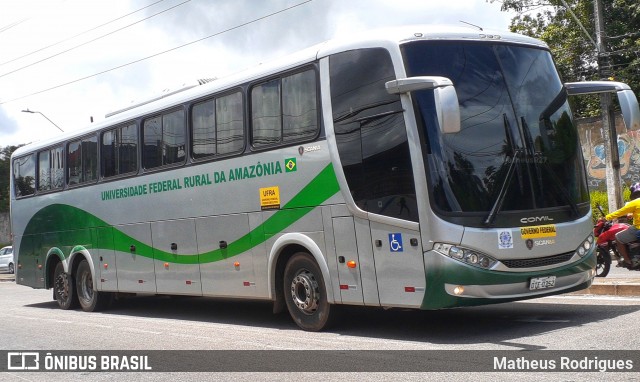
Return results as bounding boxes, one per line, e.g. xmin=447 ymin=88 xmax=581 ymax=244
xmin=0 ymin=0 xmax=516 ymax=147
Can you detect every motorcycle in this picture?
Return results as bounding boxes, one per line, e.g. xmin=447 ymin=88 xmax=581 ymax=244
xmin=593 ymin=205 xmax=640 ymax=277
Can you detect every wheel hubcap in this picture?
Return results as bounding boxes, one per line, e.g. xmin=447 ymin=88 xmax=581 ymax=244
xmin=290 ymin=270 xmax=319 ymax=314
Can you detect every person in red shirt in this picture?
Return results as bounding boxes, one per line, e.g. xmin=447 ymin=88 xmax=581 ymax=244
xmin=605 ymin=182 xmax=640 ymax=268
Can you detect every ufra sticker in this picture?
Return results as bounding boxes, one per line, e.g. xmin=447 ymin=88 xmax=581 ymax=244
xmin=259 ymin=186 xmax=280 ymax=210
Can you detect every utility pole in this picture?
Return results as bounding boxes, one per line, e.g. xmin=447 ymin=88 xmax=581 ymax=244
xmin=594 ymin=0 xmax=623 ymax=212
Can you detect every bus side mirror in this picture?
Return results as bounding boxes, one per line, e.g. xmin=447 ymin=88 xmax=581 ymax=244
xmin=565 ymin=81 xmax=640 ymax=131
xmin=386 ymin=76 xmax=461 ymax=134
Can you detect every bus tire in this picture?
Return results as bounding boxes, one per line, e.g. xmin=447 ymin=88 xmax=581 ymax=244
xmin=76 ymin=259 xmax=112 ymax=312
xmin=53 ymin=261 xmax=78 ymax=310
xmin=283 ymin=252 xmax=333 ymax=331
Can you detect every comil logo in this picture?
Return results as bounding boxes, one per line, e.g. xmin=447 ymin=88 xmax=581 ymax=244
xmin=7 ymin=352 xmax=40 ymax=370
xmin=520 ymin=216 xmax=554 ymax=224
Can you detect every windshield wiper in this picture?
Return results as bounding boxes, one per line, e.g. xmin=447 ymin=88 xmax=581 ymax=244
xmin=484 ymin=148 xmax=523 ymax=226
xmin=483 ymin=114 xmax=523 ymax=226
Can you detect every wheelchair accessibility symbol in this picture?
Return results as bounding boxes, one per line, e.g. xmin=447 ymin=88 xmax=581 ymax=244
xmin=388 ymin=233 xmax=403 ymax=252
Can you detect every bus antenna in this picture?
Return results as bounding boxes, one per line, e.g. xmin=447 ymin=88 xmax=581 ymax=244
xmin=459 ymin=21 xmax=483 ymax=31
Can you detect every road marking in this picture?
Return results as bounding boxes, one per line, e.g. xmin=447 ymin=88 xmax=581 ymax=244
xmin=122 ymin=327 xmax=162 ymax=335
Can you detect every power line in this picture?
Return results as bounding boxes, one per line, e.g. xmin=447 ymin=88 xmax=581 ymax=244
xmin=0 ymin=0 xmax=313 ymax=105
xmin=0 ymin=0 xmax=191 ymax=79
xmin=0 ymin=17 xmax=30 ymax=35
xmin=0 ymin=0 xmax=168 ymax=67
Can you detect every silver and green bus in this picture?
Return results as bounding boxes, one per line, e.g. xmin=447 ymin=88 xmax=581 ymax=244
xmin=10 ymin=25 xmax=640 ymax=331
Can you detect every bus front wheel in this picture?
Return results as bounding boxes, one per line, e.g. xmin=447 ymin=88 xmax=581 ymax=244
xmin=283 ymin=252 xmax=333 ymax=331
xmin=53 ymin=262 xmax=78 ymax=310
xmin=76 ymin=259 xmax=112 ymax=312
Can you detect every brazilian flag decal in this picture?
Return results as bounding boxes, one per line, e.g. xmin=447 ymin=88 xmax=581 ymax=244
xmin=284 ymin=158 xmax=297 ymax=172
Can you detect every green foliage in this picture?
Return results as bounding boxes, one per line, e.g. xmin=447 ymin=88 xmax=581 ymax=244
xmin=0 ymin=145 xmax=22 ymax=213
xmin=493 ymin=0 xmax=640 ymax=119
xmin=590 ymin=190 xmax=609 ymax=222
xmin=590 ymin=187 xmax=632 ymax=223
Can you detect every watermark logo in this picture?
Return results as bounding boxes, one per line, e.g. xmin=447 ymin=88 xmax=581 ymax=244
xmin=7 ymin=352 xmax=39 ymax=370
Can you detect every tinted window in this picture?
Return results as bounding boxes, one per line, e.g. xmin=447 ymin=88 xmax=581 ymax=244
xmin=330 ymin=48 xmax=417 ymax=221
xmin=282 ymin=70 xmax=317 ymax=142
xmin=102 ymin=123 xmax=138 ymax=178
xmin=252 ymin=78 xmax=281 ymax=147
xmin=216 ymin=92 xmax=244 ymax=154
xmin=68 ymin=136 xmax=98 ymax=186
xmin=143 ymin=109 xmax=186 ymax=169
xmin=251 ymin=69 xmax=318 ymax=147
xmin=192 ymin=91 xmax=244 ymax=159
xmin=13 ymin=154 xmax=36 ymax=197
xmin=192 ymin=99 xmax=216 ymax=159
xmin=37 ymin=146 xmax=64 ymax=191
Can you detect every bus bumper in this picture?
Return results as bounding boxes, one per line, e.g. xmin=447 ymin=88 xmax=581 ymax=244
xmin=421 ymin=249 xmax=596 ymax=309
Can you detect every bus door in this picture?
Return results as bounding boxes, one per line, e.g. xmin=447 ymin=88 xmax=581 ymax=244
xmin=151 ymin=219 xmax=202 ymax=295
xmin=369 ymin=220 xmax=424 ymax=307
xmin=95 ymin=227 xmax=118 ymax=292
xmin=115 ymin=222 xmax=156 ymax=293
xmin=326 ymin=47 xmax=426 ymax=308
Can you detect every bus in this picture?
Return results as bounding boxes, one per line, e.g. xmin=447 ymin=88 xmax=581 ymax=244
xmin=10 ymin=25 xmax=640 ymax=331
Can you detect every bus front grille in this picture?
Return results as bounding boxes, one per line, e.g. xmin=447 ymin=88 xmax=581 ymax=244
xmin=502 ymin=252 xmax=574 ymax=268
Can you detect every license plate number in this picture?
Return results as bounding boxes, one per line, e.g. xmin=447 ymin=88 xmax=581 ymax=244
xmin=529 ymin=276 xmax=556 ymax=290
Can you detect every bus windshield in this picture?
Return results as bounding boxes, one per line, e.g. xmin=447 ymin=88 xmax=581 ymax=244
xmin=403 ymin=41 xmax=589 ymax=226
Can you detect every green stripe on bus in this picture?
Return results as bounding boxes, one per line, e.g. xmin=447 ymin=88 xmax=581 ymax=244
xmin=20 ymin=164 xmax=340 ymax=264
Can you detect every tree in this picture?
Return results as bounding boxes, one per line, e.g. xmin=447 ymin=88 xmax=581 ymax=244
xmin=0 ymin=145 xmax=22 ymax=213
xmin=494 ymin=0 xmax=640 ymax=118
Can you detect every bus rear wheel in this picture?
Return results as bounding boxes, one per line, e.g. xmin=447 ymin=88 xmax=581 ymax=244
xmin=53 ymin=262 xmax=78 ymax=310
xmin=283 ymin=252 xmax=333 ymax=331
xmin=76 ymin=259 xmax=111 ymax=312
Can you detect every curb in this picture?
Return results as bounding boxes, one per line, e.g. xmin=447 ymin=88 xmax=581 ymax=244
xmin=0 ymin=275 xmax=15 ymax=282
xmin=573 ymin=279 xmax=640 ymax=297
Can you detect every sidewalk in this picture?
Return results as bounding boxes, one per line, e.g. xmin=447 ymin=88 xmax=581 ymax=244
xmin=2 ymin=273 xmax=639 ymax=296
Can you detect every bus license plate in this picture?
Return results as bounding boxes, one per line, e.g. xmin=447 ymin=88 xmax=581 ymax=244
xmin=529 ymin=276 xmax=556 ymax=290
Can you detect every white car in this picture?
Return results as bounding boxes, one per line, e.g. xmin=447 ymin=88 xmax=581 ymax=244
xmin=0 ymin=246 xmax=14 ymax=274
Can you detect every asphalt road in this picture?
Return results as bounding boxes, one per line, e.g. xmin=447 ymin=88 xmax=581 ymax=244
xmin=1 ymin=281 xmax=639 ymax=381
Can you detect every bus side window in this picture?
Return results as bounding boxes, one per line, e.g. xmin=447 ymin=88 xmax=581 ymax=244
xmin=216 ymin=92 xmax=244 ymax=155
xmin=12 ymin=154 xmax=36 ymax=197
xmin=250 ymin=68 xmax=318 ymax=148
xmin=192 ymin=91 xmax=245 ymax=160
xmin=37 ymin=145 xmax=64 ymax=192
xmin=143 ymin=109 xmax=185 ymax=169
xmin=251 ymin=78 xmax=281 ymax=147
xmin=68 ymin=135 xmax=98 ymax=186
xmin=102 ymin=123 xmax=138 ymax=178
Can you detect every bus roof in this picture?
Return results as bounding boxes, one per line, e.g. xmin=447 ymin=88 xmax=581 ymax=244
xmin=12 ymin=24 xmax=547 ymax=158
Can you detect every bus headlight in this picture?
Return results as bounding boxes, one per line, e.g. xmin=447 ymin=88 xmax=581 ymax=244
xmin=574 ymin=235 xmax=594 ymax=257
xmin=433 ymin=243 xmax=497 ymax=270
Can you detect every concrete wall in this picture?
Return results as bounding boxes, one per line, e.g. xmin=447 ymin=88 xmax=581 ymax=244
xmin=0 ymin=212 xmax=10 ymax=245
